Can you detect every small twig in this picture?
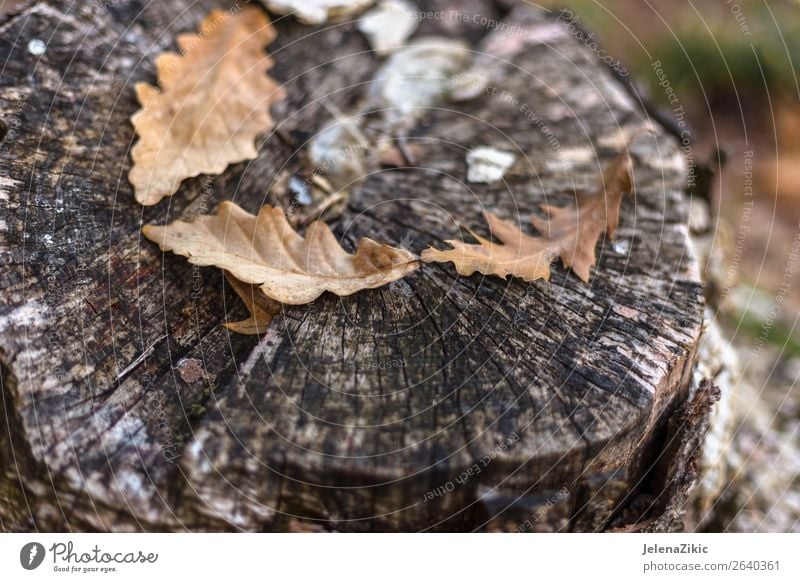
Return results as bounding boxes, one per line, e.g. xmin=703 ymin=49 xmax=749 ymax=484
xmin=274 ymin=127 xmax=296 ymax=148
xmin=115 ymin=334 xmax=168 ymax=385
xmin=297 ymin=188 xmax=348 ymax=227
xmin=396 ymin=134 xmax=417 ymax=166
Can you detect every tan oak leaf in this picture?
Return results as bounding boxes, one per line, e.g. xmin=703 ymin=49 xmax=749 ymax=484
xmin=422 ymin=150 xmax=633 ymax=283
xmin=223 ymin=271 xmax=282 ymax=335
xmin=142 ymin=202 xmax=420 ymax=305
xmin=129 ymin=7 xmax=285 ymax=206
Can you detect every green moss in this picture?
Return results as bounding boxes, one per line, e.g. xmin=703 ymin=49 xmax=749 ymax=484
xmin=545 ymin=0 xmax=800 ymax=106
xmin=187 ymin=403 xmax=207 ymax=421
xmin=733 ymin=306 xmax=800 ymax=359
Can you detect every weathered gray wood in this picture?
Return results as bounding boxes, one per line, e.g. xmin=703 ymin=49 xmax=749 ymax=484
xmin=1 ymin=0 xmax=709 ymax=531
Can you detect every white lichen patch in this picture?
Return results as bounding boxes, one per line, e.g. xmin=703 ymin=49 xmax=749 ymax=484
xmin=27 ymin=39 xmax=47 ymax=55
xmin=358 ymin=0 xmax=417 ymax=56
xmin=449 ymin=70 xmax=489 ymax=101
xmin=0 ymin=300 xmax=48 ymax=333
xmin=0 ymin=175 xmax=20 ymax=201
xmin=522 ymin=22 xmax=570 ymax=46
xmin=612 ymin=238 xmax=631 ymax=255
xmin=465 ymin=147 xmax=516 ymax=183
xmin=262 ymin=0 xmax=373 ymax=25
xmin=544 ymin=146 xmax=594 ymax=172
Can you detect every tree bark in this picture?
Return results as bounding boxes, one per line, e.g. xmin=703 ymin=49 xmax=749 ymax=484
xmin=0 ymin=0 xmax=712 ymax=532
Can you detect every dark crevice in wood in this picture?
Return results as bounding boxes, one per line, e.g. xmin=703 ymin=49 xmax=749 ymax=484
xmin=0 ymin=359 xmax=39 ymax=531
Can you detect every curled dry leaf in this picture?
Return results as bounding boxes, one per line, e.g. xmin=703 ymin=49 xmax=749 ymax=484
xmin=142 ymin=202 xmax=419 ymax=306
xmin=261 ymin=0 xmax=373 ymax=25
xmin=223 ymin=271 xmax=282 ymax=335
xmin=129 ymin=7 xmax=285 ymax=206
xmin=422 ymin=150 xmax=633 ymax=283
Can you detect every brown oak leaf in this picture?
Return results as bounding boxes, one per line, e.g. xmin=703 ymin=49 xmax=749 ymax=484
xmin=142 ymin=202 xmax=420 ymax=306
xmin=421 ymin=150 xmax=633 ymax=282
xmin=223 ymin=271 xmax=282 ymax=335
xmin=129 ymin=7 xmax=285 ymax=206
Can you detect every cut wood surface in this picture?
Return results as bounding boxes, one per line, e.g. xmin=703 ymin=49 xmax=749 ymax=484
xmin=0 ymin=1 xmax=708 ymax=531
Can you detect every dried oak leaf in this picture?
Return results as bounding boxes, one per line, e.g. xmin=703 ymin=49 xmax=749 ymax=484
xmin=223 ymin=271 xmax=282 ymax=335
xmin=129 ymin=7 xmax=285 ymax=206
xmin=422 ymin=150 xmax=633 ymax=283
xmin=142 ymin=202 xmax=420 ymax=305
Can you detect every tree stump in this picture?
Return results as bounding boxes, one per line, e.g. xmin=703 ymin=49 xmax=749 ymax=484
xmin=0 ymin=0 xmax=712 ymax=532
